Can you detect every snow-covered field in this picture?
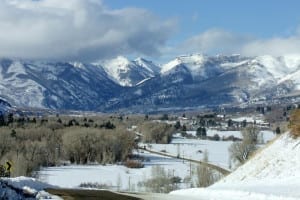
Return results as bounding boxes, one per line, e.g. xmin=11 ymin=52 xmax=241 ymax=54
xmin=145 ymin=138 xmax=232 ymax=169
xmin=37 ymin=129 xmax=276 ymax=192
xmin=38 ymin=151 xmax=193 ymax=191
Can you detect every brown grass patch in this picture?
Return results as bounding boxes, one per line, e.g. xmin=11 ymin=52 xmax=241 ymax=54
xmin=124 ymin=160 xmax=144 ymax=168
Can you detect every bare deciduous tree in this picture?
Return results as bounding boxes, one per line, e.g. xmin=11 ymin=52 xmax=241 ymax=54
xmin=229 ymin=126 xmax=259 ymax=166
xmin=196 ymin=150 xmax=215 ymax=187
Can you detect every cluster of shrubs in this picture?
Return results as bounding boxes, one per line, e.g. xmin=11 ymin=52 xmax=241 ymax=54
xmin=138 ymin=166 xmax=181 ymax=193
xmin=79 ymin=182 xmax=111 ymax=189
xmin=137 ymin=122 xmax=175 ymax=144
xmin=124 ymin=160 xmax=144 ymax=169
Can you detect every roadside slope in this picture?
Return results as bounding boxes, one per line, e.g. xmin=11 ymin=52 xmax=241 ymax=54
xmin=171 ymin=132 xmax=300 ymax=199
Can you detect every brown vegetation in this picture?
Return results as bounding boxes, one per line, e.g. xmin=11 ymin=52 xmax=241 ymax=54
xmin=229 ymin=126 xmax=259 ymax=166
xmin=290 ymin=109 xmax=300 ymax=138
xmin=0 ymin=114 xmax=137 ymax=177
xmin=124 ymin=160 xmax=144 ymax=168
xmin=137 ymin=122 xmax=174 ymax=144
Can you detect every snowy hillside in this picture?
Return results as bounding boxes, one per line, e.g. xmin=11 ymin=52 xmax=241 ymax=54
xmin=100 ymin=56 xmax=160 ymax=86
xmin=161 ymin=54 xmax=300 ymax=89
xmin=0 ymin=59 xmax=121 ymax=110
xmin=171 ymin=132 xmax=300 ymax=200
xmin=0 ymin=98 xmax=11 ymax=113
xmin=161 ymin=54 xmax=245 ymax=80
xmin=0 ymin=59 xmax=46 ymax=108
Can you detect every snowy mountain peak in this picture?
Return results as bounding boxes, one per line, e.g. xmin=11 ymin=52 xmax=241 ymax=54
xmin=101 ymin=56 xmax=160 ymax=86
xmin=177 ymin=53 xmax=206 ymax=63
xmin=108 ymin=56 xmax=131 ymax=67
xmin=161 ymin=54 xmax=207 ymax=73
xmin=70 ymin=62 xmax=86 ymax=69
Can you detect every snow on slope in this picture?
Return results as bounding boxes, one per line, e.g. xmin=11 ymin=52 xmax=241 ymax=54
xmin=279 ymin=70 xmax=300 ymax=90
xmin=101 ymin=56 xmax=132 ymax=86
xmin=161 ymin=54 xmax=300 ymax=91
xmin=254 ymin=55 xmax=300 ymax=89
xmin=161 ymin=54 xmax=207 ymax=76
xmin=170 ymin=133 xmax=300 ymax=200
xmin=100 ymin=56 xmax=159 ymax=86
xmin=134 ymin=57 xmax=160 ymax=75
xmin=0 ymin=60 xmax=46 ymax=108
xmin=161 ymin=54 xmax=250 ymax=82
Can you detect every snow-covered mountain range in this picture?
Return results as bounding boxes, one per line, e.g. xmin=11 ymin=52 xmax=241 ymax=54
xmin=1 ymin=54 xmax=300 ymax=112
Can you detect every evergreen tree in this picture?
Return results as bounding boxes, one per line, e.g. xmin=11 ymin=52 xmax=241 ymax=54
xmin=7 ymin=113 xmax=14 ymax=124
xmin=160 ymin=114 xmax=169 ymax=121
xmin=10 ymin=129 xmax=16 ymax=138
xmin=0 ymin=114 xmax=5 ymax=126
xmin=227 ymin=119 xmax=233 ymax=127
xmin=275 ymin=127 xmax=281 ymax=135
xmin=181 ymin=125 xmax=187 ymax=132
xmin=174 ymin=121 xmax=181 ymax=129
xmin=196 ymin=127 xmax=207 ymax=139
xmin=241 ymin=120 xmax=247 ymax=128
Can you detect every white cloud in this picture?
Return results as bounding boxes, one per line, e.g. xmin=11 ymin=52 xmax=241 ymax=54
xmin=178 ymin=28 xmax=300 ymax=57
xmin=180 ymin=29 xmax=252 ymax=55
xmin=242 ymin=36 xmax=300 ymax=57
xmin=0 ymin=0 xmax=176 ymax=61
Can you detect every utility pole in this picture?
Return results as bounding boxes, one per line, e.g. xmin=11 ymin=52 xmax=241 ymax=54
xmin=190 ymin=157 xmax=192 ymax=177
xmin=128 ymin=176 xmax=131 ymax=192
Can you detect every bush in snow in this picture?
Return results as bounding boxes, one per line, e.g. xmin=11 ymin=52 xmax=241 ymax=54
xmin=229 ymin=126 xmax=259 ymax=166
xmin=196 ymin=150 xmax=218 ymax=187
xmin=138 ymin=165 xmax=179 ymax=193
xmin=79 ymin=182 xmax=111 ymax=189
xmin=124 ymin=160 xmax=144 ymax=168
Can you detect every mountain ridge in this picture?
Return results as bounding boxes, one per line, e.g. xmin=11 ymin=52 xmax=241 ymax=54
xmin=1 ymin=54 xmax=300 ymax=112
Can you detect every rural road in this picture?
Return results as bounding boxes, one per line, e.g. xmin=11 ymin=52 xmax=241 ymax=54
xmin=46 ymin=188 xmax=201 ymax=200
xmin=138 ymin=146 xmax=231 ymax=175
xmin=46 ymin=188 xmax=141 ymax=200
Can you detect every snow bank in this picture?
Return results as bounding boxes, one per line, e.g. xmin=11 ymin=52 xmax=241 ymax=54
xmin=171 ymin=188 xmax=298 ymax=200
xmin=0 ymin=176 xmax=61 ymax=199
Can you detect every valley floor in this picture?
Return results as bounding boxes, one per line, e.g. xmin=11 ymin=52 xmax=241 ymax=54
xmin=3 ymin=131 xmax=298 ymax=200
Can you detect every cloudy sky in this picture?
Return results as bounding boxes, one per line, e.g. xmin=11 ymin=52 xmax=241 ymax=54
xmin=1 ymin=0 xmax=300 ymax=62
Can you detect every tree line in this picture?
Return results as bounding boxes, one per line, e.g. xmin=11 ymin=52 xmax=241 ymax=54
xmin=0 ymin=114 xmax=136 ymax=177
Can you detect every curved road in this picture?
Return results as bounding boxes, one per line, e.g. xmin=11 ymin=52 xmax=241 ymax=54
xmin=138 ymin=147 xmax=231 ymax=176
